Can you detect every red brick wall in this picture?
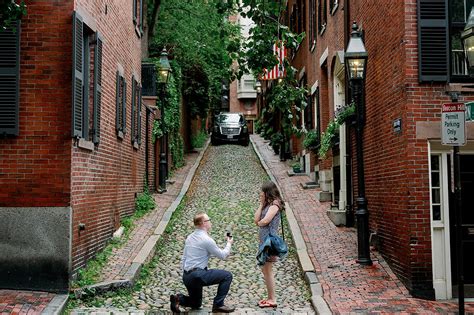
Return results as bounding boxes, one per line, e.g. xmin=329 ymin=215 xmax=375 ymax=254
xmin=287 ymin=0 xmax=345 ymax=166
xmin=70 ymin=0 xmax=146 ymax=271
xmin=0 ymin=1 xmax=74 ymax=207
xmin=346 ymin=0 xmax=416 ymax=294
xmin=347 ymin=0 xmax=474 ymax=298
xmin=286 ymin=0 xmax=470 ymax=297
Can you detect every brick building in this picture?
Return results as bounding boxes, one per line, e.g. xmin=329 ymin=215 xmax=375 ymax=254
xmin=0 ymin=0 xmax=155 ymax=292
xmin=229 ymin=8 xmax=258 ymax=129
xmin=273 ymin=0 xmax=474 ymax=300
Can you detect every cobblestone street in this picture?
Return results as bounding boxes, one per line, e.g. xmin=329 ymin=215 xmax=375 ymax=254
xmin=71 ymin=143 xmax=314 ymax=314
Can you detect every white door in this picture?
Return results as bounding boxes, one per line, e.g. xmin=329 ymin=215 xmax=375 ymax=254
xmin=429 ymin=151 xmax=452 ymax=300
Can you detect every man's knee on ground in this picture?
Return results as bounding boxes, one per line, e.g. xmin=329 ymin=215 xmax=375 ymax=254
xmin=225 ymin=271 xmax=233 ymax=281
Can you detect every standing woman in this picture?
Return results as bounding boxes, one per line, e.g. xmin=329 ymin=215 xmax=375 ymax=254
xmin=254 ymin=181 xmax=284 ymax=308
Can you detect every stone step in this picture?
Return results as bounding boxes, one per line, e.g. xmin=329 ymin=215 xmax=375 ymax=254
xmin=300 ymin=182 xmax=319 ymax=190
xmin=286 ymin=170 xmax=307 ymax=177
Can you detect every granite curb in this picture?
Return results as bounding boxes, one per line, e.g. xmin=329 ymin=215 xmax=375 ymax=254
xmin=73 ymin=140 xmax=210 ymax=299
xmin=250 ymin=138 xmax=332 ymax=315
xmin=41 ymin=294 xmax=69 ymax=315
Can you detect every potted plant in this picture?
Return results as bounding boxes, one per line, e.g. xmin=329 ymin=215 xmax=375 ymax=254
xmin=290 ymin=160 xmax=301 ymax=173
xmin=318 ymin=102 xmax=355 ymax=158
xmin=303 ymin=129 xmax=320 ymax=153
xmin=270 ymin=132 xmax=284 ymax=155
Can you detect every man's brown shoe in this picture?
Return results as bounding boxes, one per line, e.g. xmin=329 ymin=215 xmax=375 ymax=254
xmin=169 ymin=294 xmax=180 ymax=313
xmin=212 ymin=305 xmax=235 ymax=313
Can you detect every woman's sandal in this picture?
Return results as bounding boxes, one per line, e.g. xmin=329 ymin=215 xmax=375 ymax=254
xmin=258 ymin=300 xmax=277 ymax=308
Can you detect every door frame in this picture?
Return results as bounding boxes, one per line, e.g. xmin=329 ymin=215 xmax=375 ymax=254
xmin=429 ymin=141 xmax=474 ymax=299
xmin=429 ymin=145 xmax=452 ymax=300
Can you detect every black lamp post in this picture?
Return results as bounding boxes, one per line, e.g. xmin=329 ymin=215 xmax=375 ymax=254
xmin=158 ymin=48 xmax=171 ymax=193
xmin=345 ymin=21 xmax=372 ymax=266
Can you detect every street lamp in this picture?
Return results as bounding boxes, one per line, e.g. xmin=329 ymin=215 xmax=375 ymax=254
xmin=255 ymin=81 xmax=262 ymax=94
xmin=158 ymin=48 xmax=171 ymax=193
xmin=345 ymin=21 xmax=372 ymax=266
xmin=462 ymin=7 xmax=474 ymax=75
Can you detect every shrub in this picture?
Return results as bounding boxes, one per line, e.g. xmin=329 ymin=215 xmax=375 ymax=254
xmin=303 ymin=129 xmax=319 ymax=152
xmin=191 ymin=130 xmax=208 ymax=148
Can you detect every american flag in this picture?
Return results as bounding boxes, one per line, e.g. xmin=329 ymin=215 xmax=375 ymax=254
xmin=261 ymin=42 xmax=286 ymax=80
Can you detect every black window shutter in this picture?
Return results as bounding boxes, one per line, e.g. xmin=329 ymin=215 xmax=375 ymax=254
xmin=0 ymin=20 xmax=20 ymax=136
xmin=137 ymin=86 xmax=142 ymax=145
xmin=123 ymin=79 xmax=127 ymax=134
xmin=417 ymin=0 xmax=448 ymax=82
xmin=93 ymin=33 xmax=103 ymax=144
xmin=116 ymin=71 xmax=122 ymax=133
xmin=131 ymin=76 xmax=136 ymax=143
xmin=72 ymin=12 xmax=84 ymax=137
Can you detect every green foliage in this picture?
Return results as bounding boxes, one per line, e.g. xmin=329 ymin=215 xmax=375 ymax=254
xmin=219 ymin=0 xmax=306 ymax=80
xmin=151 ymin=61 xmax=185 ymax=170
xmin=70 ymin=188 xmax=156 ymax=290
xmin=266 ymin=68 xmax=308 ymax=139
xmin=191 ymin=130 xmax=208 ymax=148
xmin=254 ymin=119 xmax=263 ymax=134
xmin=270 ymin=131 xmax=283 ymax=147
xmin=318 ymin=120 xmax=339 ymax=159
xmin=0 ymin=1 xmax=26 ymax=31
xmin=71 ymin=245 xmax=113 ymax=289
xmin=262 ymin=124 xmax=274 ymax=140
xmin=290 ymin=159 xmax=301 ymax=172
xmin=303 ymin=129 xmax=320 ymax=152
xmin=169 ymin=130 xmax=185 ymax=169
xmin=335 ymin=101 xmax=356 ymax=124
xmin=135 ymin=190 xmax=156 ymax=217
xmin=318 ymin=102 xmax=355 ymax=158
xmin=216 ymin=0 xmax=308 ymax=141
xmin=183 ymin=63 xmax=210 ymax=119
xmin=150 ymin=0 xmax=238 ymax=119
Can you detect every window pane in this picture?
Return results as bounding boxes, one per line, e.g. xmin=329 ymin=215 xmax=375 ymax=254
xmin=431 ymin=155 xmax=440 ymax=171
xmin=431 ymin=172 xmax=440 ymax=187
xmin=467 ymin=1 xmax=474 ymax=20
xmin=451 ymin=0 xmax=464 ymax=23
xmin=433 ymin=205 xmax=441 ymax=221
xmin=432 ymin=188 xmax=441 ymax=204
xmin=451 ymin=30 xmax=467 ymax=76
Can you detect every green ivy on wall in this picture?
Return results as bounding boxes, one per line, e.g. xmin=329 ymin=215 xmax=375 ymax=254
xmin=151 ymin=60 xmax=185 ymax=170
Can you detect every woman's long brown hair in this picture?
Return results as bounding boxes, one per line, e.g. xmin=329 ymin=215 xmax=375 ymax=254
xmin=261 ymin=181 xmax=285 ymax=211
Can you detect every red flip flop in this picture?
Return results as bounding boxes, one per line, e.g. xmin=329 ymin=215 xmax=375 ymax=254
xmin=258 ymin=300 xmax=277 ymax=308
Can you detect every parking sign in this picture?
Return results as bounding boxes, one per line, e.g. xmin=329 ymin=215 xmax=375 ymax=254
xmin=441 ymin=103 xmax=466 ymax=146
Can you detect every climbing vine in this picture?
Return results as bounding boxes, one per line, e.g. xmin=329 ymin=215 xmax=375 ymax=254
xmin=151 ymin=60 xmax=185 ymax=169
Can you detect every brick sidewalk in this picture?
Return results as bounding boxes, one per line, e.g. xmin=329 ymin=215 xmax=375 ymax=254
xmin=0 ymin=290 xmax=56 ymax=314
xmin=251 ymin=134 xmax=474 ymax=314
